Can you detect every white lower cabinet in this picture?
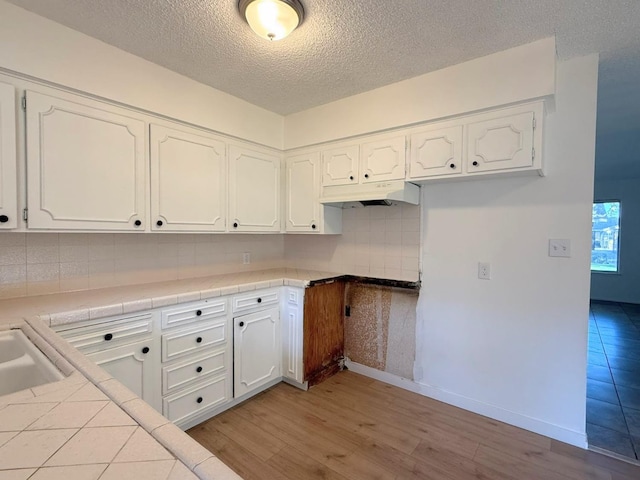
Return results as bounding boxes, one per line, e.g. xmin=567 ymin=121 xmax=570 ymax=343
xmin=87 ymin=338 xmax=161 ymax=412
xmin=233 ymin=306 xmax=281 ymax=398
xmin=281 ymin=287 xmax=304 ymax=386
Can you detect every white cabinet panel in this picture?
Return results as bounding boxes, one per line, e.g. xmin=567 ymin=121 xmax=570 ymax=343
xmin=361 ymin=135 xmax=406 ymax=183
xmin=286 ymin=152 xmax=320 ymax=232
xmin=282 ymin=287 xmax=304 ymax=385
xmin=410 ymin=125 xmax=463 ymax=178
xmin=87 ymin=337 xmax=161 ymax=412
xmin=466 ymin=111 xmax=535 ymax=173
xmin=150 ymin=124 xmax=226 ymax=232
xmin=321 ymin=144 xmax=359 ymax=186
xmin=234 ymin=307 xmax=281 ymax=398
xmin=228 ymin=144 xmax=280 ymax=232
xmin=26 ymin=91 xmax=146 ymax=230
xmin=0 ymin=83 xmax=17 ymax=229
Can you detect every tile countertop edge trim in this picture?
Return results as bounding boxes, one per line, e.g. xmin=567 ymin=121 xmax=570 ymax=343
xmin=23 ymin=316 xmax=232 ymax=480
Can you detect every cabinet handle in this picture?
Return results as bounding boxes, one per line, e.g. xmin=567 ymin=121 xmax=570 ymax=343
xmin=197 ymin=397 xmax=203 ymax=404
xmin=0 ymin=215 xmax=10 ymax=223
xmin=239 ymin=321 xmax=245 ymax=327
xmin=196 ymin=310 xmax=202 ymax=316
xmin=449 ymin=163 xmax=456 ymax=169
xmin=311 ymin=224 xmax=316 ymax=230
xmin=104 ymin=333 xmax=113 ymax=341
xmin=257 ymin=298 xmax=262 ymax=303
xmin=156 ymin=220 xmax=163 ymax=227
xmin=472 ymin=161 xmax=479 ymax=166
xmin=233 ymin=222 xmax=238 ymax=228
xmin=196 ymin=366 xmax=203 ymax=373
xmin=364 ymin=173 xmax=369 ymax=179
xmin=134 ymin=219 xmax=142 ymax=227
xmin=196 ymin=337 xmax=203 ymax=343
xmin=142 ymin=346 xmax=150 ymax=354
xmin=349 ymin=176 xmax=354 ymax=180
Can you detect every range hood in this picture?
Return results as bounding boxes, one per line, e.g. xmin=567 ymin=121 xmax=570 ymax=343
xmin=320 ymin=180 xmax=420 ymax=207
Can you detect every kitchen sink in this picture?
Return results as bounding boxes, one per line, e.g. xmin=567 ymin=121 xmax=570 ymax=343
xmin=0 ymin=329 xmax=64 ymax=397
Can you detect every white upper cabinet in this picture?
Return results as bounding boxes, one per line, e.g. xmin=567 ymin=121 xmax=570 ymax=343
xmin=321 ymin=144 xmax=359 ymax=186
xmin=0 ymin=83 xmax=17 ymax=229
xmin=286 ymin=152 xmax=320 ymax=232
xmin=150 ymin=124 xmax=226 ymax=232
xmin=466 ymin=110 xmax=535 ymax=173
xmin=26 ymin=91 xmax=146 ymax=230
xmin=409 ymin=125 xmax=463 ymax=178
xmin=360 ymin=135 xmax=406 ymax=183
xmin=228 ymin=143 xmax=281 ymax=232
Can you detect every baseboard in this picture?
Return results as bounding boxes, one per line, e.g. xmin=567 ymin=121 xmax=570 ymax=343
xmin=345 ymin=360 xmax=588 ymax=449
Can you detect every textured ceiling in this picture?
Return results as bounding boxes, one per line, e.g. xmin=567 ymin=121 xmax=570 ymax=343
xmin=5 ymin=0 xmax=640 ymax=180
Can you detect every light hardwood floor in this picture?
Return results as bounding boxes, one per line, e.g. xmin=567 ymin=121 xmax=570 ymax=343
xmin=187 ymin=371 xmax=640 ymax=480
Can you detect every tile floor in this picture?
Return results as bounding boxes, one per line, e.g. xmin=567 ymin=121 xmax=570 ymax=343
xmin=587 ymin=300 xmax=640 ymax=459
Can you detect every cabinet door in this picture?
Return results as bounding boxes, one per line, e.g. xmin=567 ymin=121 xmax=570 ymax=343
xmin=282 ymin=288 xmax=304 ymax=384
xmin=87 ymin=337 xmax=161 ymax=412
xmin=321 ymin=144 xmax=359 ymax=186
xmin=0 ymin=83 xmax=17 ymax=229
xmin=26 ymin=91 xmax=146 ymax=230
xmin=410 ymin=125 xmax=463 ymax=178
xmin=361 ymin=135 xmax=406 ymax=183
xmin=234 ymin=307 xmax=281 ymax=397
xmin=150 ymin=124 xmax=226 ymax=232
xmin=228 ymin=144 xmax=280 ymax=232
xmin=466 ymin=111 xmax=534 ymax=173
xmin=285 ymin=152 xmax=320 ymax=232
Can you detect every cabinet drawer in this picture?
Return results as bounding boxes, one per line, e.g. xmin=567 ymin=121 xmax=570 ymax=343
xmin=163 ymin=375 xmax=231 ymax=424
xmin=161 ymin=298 xmax=227 ymax=330
xmin=232 ymin=288 xmax=279 ymax=314
xmin=162 ymin=349 xmax=228 ymax=395
xmin=58 ymin=313 xmax=153 ymax=353
xmin=161 ymin=320 xmax=227 ymax=362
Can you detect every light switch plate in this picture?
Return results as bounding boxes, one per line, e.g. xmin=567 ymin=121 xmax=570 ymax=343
xmin=549 ymin=239 xmax=571 ymax=258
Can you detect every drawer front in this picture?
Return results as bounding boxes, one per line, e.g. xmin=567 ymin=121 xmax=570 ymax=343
xmin=161 ymin=298 xmax=227 ymax=330
xmin=163 ymin=375 xmax=231 ymax=423
xmin=58 ymin=313 xmax=153 ymax=352
xmin=232 ymin=288 xmax=279 ymax=314
xmin=162 ymin=320 xmax=227 ymax=362
xmin=162 ymin=349 xmax=229 ymax=395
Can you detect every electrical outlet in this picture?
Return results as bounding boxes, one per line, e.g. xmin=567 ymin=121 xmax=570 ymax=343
xmin=243 ymin=252 xmax=251 ymax=264
xmin=478 ymin=262 xmax=491 ymax=280
xmin=549 ymin=239 xmax=571 ymax=258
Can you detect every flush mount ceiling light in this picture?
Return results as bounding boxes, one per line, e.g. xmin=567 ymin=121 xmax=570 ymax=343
xmin=238 ymin=0 xmax=304 ymax=41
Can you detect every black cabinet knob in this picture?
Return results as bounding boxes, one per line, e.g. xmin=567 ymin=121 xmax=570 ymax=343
xmin=196 ymin=366 xmax=203 ymax=373
xmin=449 ymin=163 xmax=456 ymax=169
xmin=0 ymin=215 xmax=9 ymax=223
xmin=349 ymin=176 xmax=354 ymax=180
xmin=233 ymin=222 xmax=238 ymax=228
xmin=156 ymin=220 xmax=163 ymax=227
xmin=197 ymin=397 xmax=203 ymax=404
xmin=196 ymin=310 xmax=202 ymax=316
xmin=257 ymin=298 xmax=262 ymax=303
xmin=472 ymin=161 xmax=479 ymax=166
xmin=134 ymin=220 xmax=142 ymax=227
xmin=311 ymin=224 xmax=316 ymax=230
xmin=364 ymin=173 xmax=369 ymax=179
xmin=104 ymin=333 xmax=113 ymax=341
xmin=239 ymin=321 xmax=245 ymax=327
xmin=142 ymin=346 xmax=150 ymax=354
xmin=196 ymin=336 xmax=203 ymax=343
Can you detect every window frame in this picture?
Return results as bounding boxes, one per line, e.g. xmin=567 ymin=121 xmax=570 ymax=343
xmin=591 ymin=199 xmax=621 ymax=275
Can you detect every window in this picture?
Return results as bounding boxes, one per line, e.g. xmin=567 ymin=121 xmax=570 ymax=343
xmin=591 ymin=201 xmax=621 ymax=272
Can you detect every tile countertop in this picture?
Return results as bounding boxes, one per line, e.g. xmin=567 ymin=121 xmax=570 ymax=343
xmin=0 ymin=268 xmax=342 ymax=480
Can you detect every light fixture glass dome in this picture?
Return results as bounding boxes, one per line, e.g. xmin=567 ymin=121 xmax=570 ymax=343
xmin=239 ymin=0 xmax=304 ymax=41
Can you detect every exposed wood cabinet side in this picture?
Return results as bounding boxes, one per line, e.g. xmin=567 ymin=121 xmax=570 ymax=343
xmin=303 ymin=281 xmax=345 ymax=386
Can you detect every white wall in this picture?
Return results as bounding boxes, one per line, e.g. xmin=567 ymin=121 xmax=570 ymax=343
xmin=415 ymin=55 xmax=598 ymax=447
xmin=284 ymin=37 xmax=556 ymax=149
xmin=0 ymin=1 xmax=283 ymax=149
xmin=591 ymin=177 xmax=640 ymax=304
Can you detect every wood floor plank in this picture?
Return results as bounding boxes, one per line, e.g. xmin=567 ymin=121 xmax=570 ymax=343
xmin=187 ymin=371 xmax=640 ymax=480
